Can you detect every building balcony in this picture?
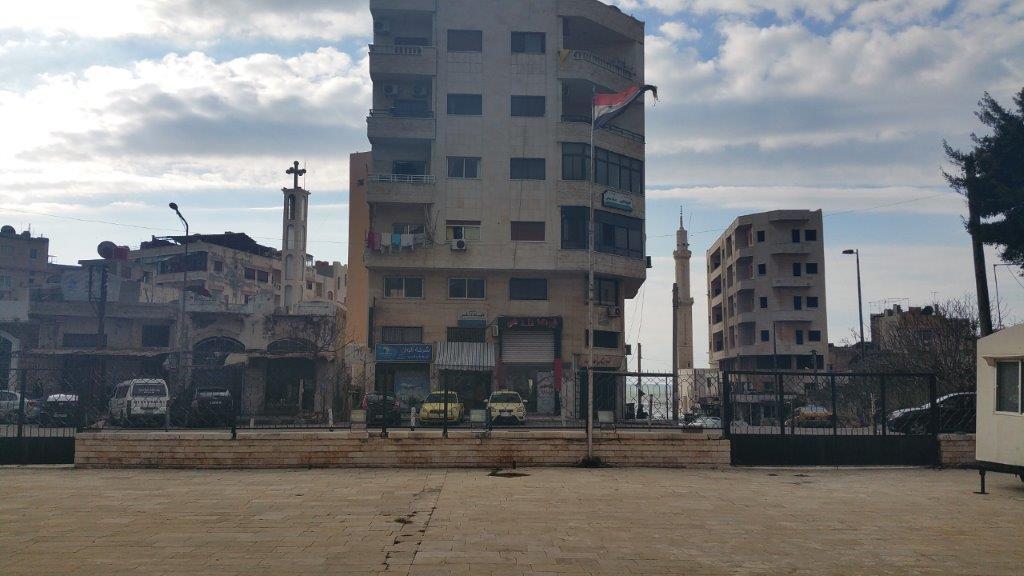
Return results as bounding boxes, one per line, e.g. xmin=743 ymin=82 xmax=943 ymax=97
xmin=772 ymin=309 xmax=818 ymax=323
xmin=369 ymin=44 xmax=436 ymax=77
xmin=772 ymin=277 xmax=815 ymax=289
xmin=558 ymin=50 xmax=636 ymax=91
xmin=187 ymin=300 xmax=255 ymax=315
xmin=366 ymin=174 xmax=436 ymax=204
xmin=366 ymin=109 xmax=435 ymax=142
xmin=370 ymin=0 xmax=435 ymax=11
xmin=769 ymin=243 xmax=812 ymax=255
xmin=557 ymin=0 xmax=644 ymax=41
xmin=558 ymin=116 xmax=644 ymax=158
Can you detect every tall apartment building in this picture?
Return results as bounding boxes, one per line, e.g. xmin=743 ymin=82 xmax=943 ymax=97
xmin=707 ymin=210 xmax=828 ymax=372
xmin=358 ymin=0 xmax=647 ymax=416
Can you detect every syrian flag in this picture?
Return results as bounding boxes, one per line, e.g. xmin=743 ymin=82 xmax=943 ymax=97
xmin=593 ymin=85 xmax=658 ymax=129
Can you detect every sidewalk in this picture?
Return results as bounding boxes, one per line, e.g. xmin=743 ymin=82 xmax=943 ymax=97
xmin=1 ymin=466 xmax=1021 ymax=575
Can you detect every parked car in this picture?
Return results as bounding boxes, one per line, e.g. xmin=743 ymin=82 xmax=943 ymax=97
xmin=683 ymin=416 xmax=722 ymax=429
xmin=186 ymin=386 xmax=234 ymax=427
xmin=37 ymin=394 xmax=79 ymax=428
xmin=486 ymin=390 xmax=526 ymax=425
xmin=418 ymin=391 xmax=464 ymax=425
xmin=363 ymin=393 xmax=406 ymax=426
xmin=108 ymin=379 xmax=169 ymax=427
xmin=887 ymin=392 xmax=976 ymax=434
xmin=785 ymin=405 xmax=834 ymax=428
xmin=0 ymin=390 xmax=40 ymax=424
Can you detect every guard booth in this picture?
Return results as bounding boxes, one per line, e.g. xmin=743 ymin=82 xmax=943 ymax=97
xmin=975 ymin=323 xmax=1024 ymax=487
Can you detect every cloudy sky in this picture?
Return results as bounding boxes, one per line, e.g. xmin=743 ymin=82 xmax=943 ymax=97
xmin=2 ymin=0 xmax=1023 ymax=370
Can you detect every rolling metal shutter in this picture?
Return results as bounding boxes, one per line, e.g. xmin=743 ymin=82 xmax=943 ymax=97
xmin=501 ymin=331 xmax=554 ymax=364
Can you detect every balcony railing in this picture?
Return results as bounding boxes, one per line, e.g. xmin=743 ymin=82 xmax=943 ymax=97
xmin=368 ymin=173 xmax=436 ymax=184
xmin=368 ymin=108 xmax=434 ymax=119
xmin=568 ymin=49 xmax=635 ymax=81
xmin=366 ymin=231 xmax=429 ymax=253
xmin=369 ymin=44 xmax=431 ymax=56
xmin=560 ymin=115 xmax=644 ymax=143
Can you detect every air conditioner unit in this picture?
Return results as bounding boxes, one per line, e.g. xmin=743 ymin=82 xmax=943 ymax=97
xmin=382 ymin=84 xmax=401 ymax=97
xmin=451 ymin=238 xmax=468 ymax=252
xmin=373 ymin=19 xmax=391 ymax=34
xmin=411 ymin=84 xmax=430 ymax=98
xmin=607 ymin=306 xmax=622 ymax=318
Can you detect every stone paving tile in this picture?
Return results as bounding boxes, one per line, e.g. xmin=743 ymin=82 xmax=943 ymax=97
xmin=1 ymin=466 xmax=1023 ymax=575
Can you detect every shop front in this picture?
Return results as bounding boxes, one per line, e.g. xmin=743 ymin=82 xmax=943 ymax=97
xmin=374 ymin=343 xmax=433 ymax=408
xmin=436 ymin=341 xmax=496 ymax=411
xmin=496 ymin=316 xmax=563 ymax=415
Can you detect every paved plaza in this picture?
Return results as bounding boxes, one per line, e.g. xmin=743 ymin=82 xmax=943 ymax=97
xmin=1 ymin=466 xmax=1022 ymax=575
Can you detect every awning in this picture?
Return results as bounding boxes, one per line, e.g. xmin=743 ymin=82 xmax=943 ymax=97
xmin=435 ymin=342 xmax=496 ymax=371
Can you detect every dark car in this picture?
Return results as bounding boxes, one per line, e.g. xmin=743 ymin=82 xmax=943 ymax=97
xmin=887 ymin=391 xmax=976 ymax=434
xmin=363 ymin=393 xmax=407 ymax=426
xmin=186 ymin=386 xmax=234 ymax=427
xmin=37 ymin=394 xmax=79 ymax=428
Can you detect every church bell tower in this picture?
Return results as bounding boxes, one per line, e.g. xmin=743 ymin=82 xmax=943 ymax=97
xmin=282 ymin=160 xmax=309 ymax=308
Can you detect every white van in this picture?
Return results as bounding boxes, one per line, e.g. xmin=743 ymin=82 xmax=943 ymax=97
xmin=109 ymin=379 xmax=169 ymax=426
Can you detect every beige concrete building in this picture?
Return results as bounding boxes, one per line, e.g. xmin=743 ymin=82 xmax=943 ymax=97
xmin=357 ymin=0 xmax=647 ymax=416
xmin=707 ymin=210 xmax=828 ymax=372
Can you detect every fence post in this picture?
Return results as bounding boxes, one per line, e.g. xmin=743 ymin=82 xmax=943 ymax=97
xmin=721 ymin=372 xmax=731 ymax=439
xmin=928 ymin=374 xmax=939 ymax=438
xmin=830 ymin=374 xmax=838 ymax=437
xmin=671 ymin=372 xmax=679 ymax=423
xmin=879 ymin=375 xmax=887 ymax=436
xmin=776 ymin=372 xmax=785 ymax=436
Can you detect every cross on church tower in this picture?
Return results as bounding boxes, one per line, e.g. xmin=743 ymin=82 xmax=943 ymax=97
xmin=286 ymin=160 xmax=306 ymax=190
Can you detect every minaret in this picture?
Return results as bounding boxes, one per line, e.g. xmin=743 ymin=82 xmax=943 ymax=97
xmin=674 ymin=210 xmax=695 ymax=370
xmin=282 ymin=160 xmax=309 ymax=309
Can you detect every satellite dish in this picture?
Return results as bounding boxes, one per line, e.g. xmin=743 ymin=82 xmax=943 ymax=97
xmin=97 ymin=241 xmax=117 ymax=259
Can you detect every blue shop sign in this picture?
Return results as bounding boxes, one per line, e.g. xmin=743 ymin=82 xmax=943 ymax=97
xmin=375 ymin=343 xmax=433 ymax=363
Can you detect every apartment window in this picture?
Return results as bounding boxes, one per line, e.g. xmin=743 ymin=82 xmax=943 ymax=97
xmin=511 ymin=95 xmax=545 ymax=117
xmin=244 ymin=267 xmax=256 ymax=280
xmin=793 ymin=296 xmax=803 ymax=310
xmin=589 ymin=330 xmax=620 ymax=349
xmin=756 ymin=230 xmax=765 ymax=243
xmin=561 ymin=206 xmax=588 ymax=249
xmin=447 ymin=156 xmax=480 ymax=179
xmin=760 ymin=330 xmax=770 ymax=342
xmin=996 ymin=361 xmax=1021 ymax=413
xmin=257 ymin=270 xmax=269 ymax=283
xmin=595 ymin=210 xmax=643 ymax=259
xmin=795 ymin=330 xmax=804 ymax=345
xmin=809 ymin=330 xmax=822 ymax=342
xmin=392 ymin=223 xmax=425 ymax=235
xmin=596 ymin=277 xmax=620 ymax=306
xmin=141 ymin=325 xmax=171 ymax=348
xmin=509 ymin=278 xmax=547 ymax=300
xmin=213 ymin=260 xmax=224 ymax=272
xmin=393 ymin=160 xmax=426 ymax=175
xmin=447 ymin=327 xmax=486 ymax=343
xmin=561 ymin=143 xmax=589 ymax=181
xmin=384 ymin=277 xmax=423 ymax=299
xmin=446 ymin=220 xmax=481 ymax=241
xmin=594 ymin=147 xmax=643 ymax=194
xmin=448 ymin=278 xmax=485 ymax=299
xmin=806 ymin=263 xmax=819 ymax=275
xmin=511 ymin=221 xmax=545 ymax=241
xmin=807 ymin=296 xmax=819 ymax=308
xmin=382 ymin=326 xmax=423 ymax=344
xmin=29 ymin=248 xmax=38 ymax=259
xmin=791 ymin=229 xmax=801 ymax=243
xmin=447 ymin=29 xmax=482 ymax=52
xmin=805 ymin=229 xmax=817 ymax=241
xmin=792 ymin=263 xmax=802 ymax=277
xmin=510 ymin=158 xmax=545 ymax=180
xmin=447 ymin=93 xmax=482 ymax=115
xmin=757 ymin=263 xmax=767 ymax=276
xmin=511 ymin=31 xmax=545 ymax=53
xmin=759 ymin=296 xmax=768 ymax=309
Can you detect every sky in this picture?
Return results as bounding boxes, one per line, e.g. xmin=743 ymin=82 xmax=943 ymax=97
xmin=2 ymin=0 xmax=1023 ymax=371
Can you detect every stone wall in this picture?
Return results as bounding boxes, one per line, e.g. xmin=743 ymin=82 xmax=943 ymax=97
xmin=939 ymin=433 xmax=976 ymax=467
xmin=74 ymin=430 xmax=729 ymax=469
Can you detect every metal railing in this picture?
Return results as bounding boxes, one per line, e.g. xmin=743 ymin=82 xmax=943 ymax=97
xmin=368 ymin=173 xmax=436 ymax=185
xmin=568 ymin=49 xmax=636 ymax=80
xmin=368 ymin=108 xmax=434 ymax=119
xmin=559 ymin=115 xmax=645 ymax=143
xmin=368 ymin=44 xmax=430 ymax=56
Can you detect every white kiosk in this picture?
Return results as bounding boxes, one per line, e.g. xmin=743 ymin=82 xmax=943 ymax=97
xmin=974 ymin=323 xmax=1024 ymax=492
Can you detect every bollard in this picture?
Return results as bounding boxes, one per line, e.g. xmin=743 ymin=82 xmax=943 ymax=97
xmin=410 ymin=405 xmax=417 ymax=431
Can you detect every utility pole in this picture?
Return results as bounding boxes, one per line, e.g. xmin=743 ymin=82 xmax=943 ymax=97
xmin=965 ymin=156 xmax=994 ymax=336
xmin=672 ymin=282 xmax=679 ymax=422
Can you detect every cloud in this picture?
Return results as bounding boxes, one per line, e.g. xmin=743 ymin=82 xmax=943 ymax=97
xmin=648 ymin=186 xmax=964 ymax=215
xmin=658 ymin=22 xmax=701 ymax=41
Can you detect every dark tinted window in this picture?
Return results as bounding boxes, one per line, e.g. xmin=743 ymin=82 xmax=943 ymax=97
xmin=590 ymin=330 xmax=620 ymax=349
xmin=511 ymin=31 xmax=545 ymax=53
xmin=756 ymin=230 xmax=765 ymax=242
xmin=761 ymin=330 xmax=770 ymax=342
xmin=447 ymin=327 xmax=486 ymax=342
xmin=792 ymin=262 xmax=802 ymax=277
xmin=511 ymin=221 xmax=545 ymax=241
xmin=447 ymin=93 xmax=482 ymax=115
xmin=757 ymin=263 xmax=766 ymax=275
xmin=448 ymin=29 xmax=482 ymax=51
xmin=759 ymin=297 xmax=768 ymax=309
xmin=595 ymin=147 xmax=643 ymax=194
xmin=809 ymin=330 xmax=822 ymax=342
xmin=805 ymin=229 xmax=817 ymax=241
xmin=561 ymin=143 xmax=589 ymax=181
xmin=448 ymin=278 xmax=485 ymax=299
xmin=561 ymin=206 xmax=588 ymax=249
xmin=447 ymin=157 xmax=480 ymax=178
xmin=381 ymin=326 xmax=423 ymax=344
xmin=595 ymin=210 xmax=643 ymax=259
xmin=510 ymin=158 xmax=545 ymax=180
xmin=807 ymin=296 xmax=819 ymax=308
xmin=509 ymin=278 xmax=547 ymax=300
xmin=141 ymin=325 xmax=170 ymax=348
xmin=793 ymin=296 xmax=803 ymax=310
xmin=806 ymin=262 xmax=818 ymax=274
xmin=131 ymin=383 xmax=167 ymax=397
xmin=511 ymin=95 xmax=545 ymax=117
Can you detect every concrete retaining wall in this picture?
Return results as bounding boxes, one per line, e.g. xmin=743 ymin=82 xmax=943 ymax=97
xmin=939 ymin=433 xmax=976 ymax=467
xmin=74 ymin=429 xmax=730 ymax=469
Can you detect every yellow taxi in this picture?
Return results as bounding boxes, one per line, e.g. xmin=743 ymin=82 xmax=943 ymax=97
xmin=486 ymin=390 xmax=526 ymax=425
xmin=418 ymin=391 xmax=464 ymax=425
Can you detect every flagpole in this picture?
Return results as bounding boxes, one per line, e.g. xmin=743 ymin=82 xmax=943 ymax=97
xmin=587 ymin=84 xmax=596 ymax=461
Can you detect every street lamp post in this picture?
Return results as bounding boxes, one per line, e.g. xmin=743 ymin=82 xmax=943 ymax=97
xmin=168 ymin=202 xmax=189 ymax=378
xmin=842 ymin=249 xmax=865 ymax=357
